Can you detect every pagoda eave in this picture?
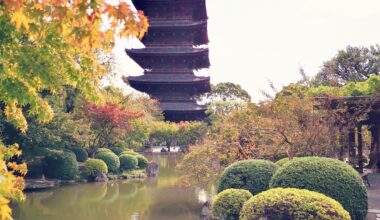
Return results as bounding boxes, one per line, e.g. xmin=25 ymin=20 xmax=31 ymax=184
xmin=126 ymin=48 xmax=210 ymax=69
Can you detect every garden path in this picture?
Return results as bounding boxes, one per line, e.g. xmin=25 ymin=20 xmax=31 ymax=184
xmin=368 ymin=172 xmax=380 ymax=220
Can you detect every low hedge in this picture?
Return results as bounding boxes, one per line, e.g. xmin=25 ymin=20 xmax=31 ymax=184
xmin=240 ymin=188 xmax=350 ymax=220
xmin=212 ymin=189 xmax=252 ymax=220
xmin=136 ymin=155 xmax=148 ymax=169
xmin=69 ymin=147 xmax=88 ymax=162
xmin=270 ymin=157 xmax=368 ymax=220
xmin=119 ymin=154 xmax=138 ymax=171
xmin=218 ymin=160 xmax=277 ymax=195
xmin=82 ymin=159 xmax=108 ymax=180
xmin=95 ymin=152 xmax=120 ymax=173
xmin=42 ymin=150 xmax=78 ymax=180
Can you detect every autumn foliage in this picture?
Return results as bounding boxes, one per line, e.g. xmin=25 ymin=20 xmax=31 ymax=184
xmin=83 ymin=102 xmax=143 ymax=155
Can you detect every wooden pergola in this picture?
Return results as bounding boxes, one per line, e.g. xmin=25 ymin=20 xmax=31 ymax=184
xmin=315 ymin=96 xmax=380 ymax=173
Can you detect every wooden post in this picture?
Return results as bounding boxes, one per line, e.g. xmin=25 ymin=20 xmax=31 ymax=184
xmin=338 ymin=128 xmax=346 ymax=161
xmin=369 ymin=125 xmax=380 ymax=169
xmin=348 ymin=128 xmax=356 ymax=164
xmin=357 ymin=125 xmax=363 ymax=173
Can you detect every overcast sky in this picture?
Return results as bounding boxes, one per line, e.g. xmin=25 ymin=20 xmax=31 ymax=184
xmin=112 ymin=0 xmax=380 ymax=101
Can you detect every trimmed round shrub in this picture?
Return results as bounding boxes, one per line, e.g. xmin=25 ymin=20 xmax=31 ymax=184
xmin=136 ymin=155 xmax=148 ymax=169
xmin=120 ymin=150 xmax=139 ymax=156
xmin=96 ymin=148 xmax=113 ymax=154
xmin=119 ymin=154 xmax=138 ymax=171
xmin=43 ymin=150 xmax=78 ymax=180
xmin=212 ymin=189 xmax=252 ymax=220
xmin=275 ymin=157 xmax=299 ymax=167
xmin=95 ymin=152 xmax=120 ymax=173
xmin=110 ymin=146 xmax=125 ymax=156
xmin=70 ymin=147 xmax=88 ymax=162
xmin=240 ymin=188 xmax=351 ymax=220
xmin=270 ymin=157 xmax=368 ymax=220
xmin=82 ymin=159 xmax=108 ymax=180
xmin=218 ymin=160 xmax=277 ymax=195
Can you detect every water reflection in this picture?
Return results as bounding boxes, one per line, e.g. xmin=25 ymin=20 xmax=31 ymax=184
xmin=13 ymin=154 xmax=214 ymax=220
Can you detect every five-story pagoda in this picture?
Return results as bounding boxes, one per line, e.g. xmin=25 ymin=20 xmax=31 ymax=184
xmin=125 ymin=0 xmax=211 ymax=122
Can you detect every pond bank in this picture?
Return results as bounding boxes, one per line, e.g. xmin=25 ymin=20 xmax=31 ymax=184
xmin=13 ymin=154 xmax=214 ymax=220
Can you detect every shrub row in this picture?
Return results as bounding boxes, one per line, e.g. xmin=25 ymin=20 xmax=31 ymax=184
xmin=212 ymin=157 xmax=368 ymax=220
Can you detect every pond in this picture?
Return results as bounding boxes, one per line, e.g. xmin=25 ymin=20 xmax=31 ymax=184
xmin=12 ymin=154 xmax=214 ymax=220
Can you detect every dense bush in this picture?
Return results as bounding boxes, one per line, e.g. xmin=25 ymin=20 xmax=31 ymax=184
xmin=119 ymin=154 xmax=138 ymax=171
xmin=275 ymin=157 xmax=299 ymax=167
xmin=218 ymin=160 xmax=277 ymax=195
xmin=110 ymin=146 xmax=125 ymax=156
xmin=70 ymin=147 xmax=88 ymax=162
xmin=43 ymin=150 xmax=78 ymax=180
xmin=270 ymin=157 xmax=367 ymax=220
xmin=82 ymin=159 xmax=108 ymax=180
xmin=120 ymin=150 xmax=139 ymax=156
xmin=95 ymin=152 xmax=120 ymax=173
xmin=97 ymin=148 xmax=113 ymax=154
xmin=240 ymin=188 xmax=350 ymax=220
xmin=136 ymin=155 xmax=148 ymax=169
xmin=212 ymin=189 xmax=252 ymax=220
xmin=26 ymin=158 xmax=43 ymax=178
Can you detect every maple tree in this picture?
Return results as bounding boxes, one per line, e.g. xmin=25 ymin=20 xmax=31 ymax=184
xmin=83 ymin=102 xmax=143 ymax=156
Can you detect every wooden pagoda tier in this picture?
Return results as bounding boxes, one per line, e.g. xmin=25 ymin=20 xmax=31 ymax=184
xmin=132 ymin=0 xmax=207 ymax=22
xmin=141 ymin=20 xmax=208 ymax=46
xmin=127 ymin=0 xmax=210 ymax=122
xmin=125 ymin=48 xmax=210 ymax=70
xmin=159 ymin=101 xmax=208 ymax=122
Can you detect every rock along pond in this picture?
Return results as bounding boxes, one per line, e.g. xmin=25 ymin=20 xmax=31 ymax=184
xmin=12 ymin=154 xmax=215 ymax=220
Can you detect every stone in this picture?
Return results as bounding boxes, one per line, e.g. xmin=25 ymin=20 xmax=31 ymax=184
xmin=25 ymin=178 xmax=59 ymax=190
xmin=94 ymin=172 xmax=108 ymax=182
xmin=146 ymin=160 xmax=159 ymax=177
xmin=200 ymin=200 xmax=218 ymax=220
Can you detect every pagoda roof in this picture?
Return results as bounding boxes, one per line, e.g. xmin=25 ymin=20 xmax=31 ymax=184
xmin=126 ymin=47 xmax=207 ymax=55
xmin=128 ymin=74 xmax=209 ymax=83
xmin=126 ymin=74 xmax=211 ymax=95
xmin=148 ymin=20 xmax=207 ymax=28
xmin=126 ymin=47 xmax=210 ymax=70
xmin=159 ymin=101 xmax=207 ymax=112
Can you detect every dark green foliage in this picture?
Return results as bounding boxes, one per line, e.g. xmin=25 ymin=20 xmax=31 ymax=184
xmin=82 ymin=159 xmax=108 ymax=180
xmin=110 ymin=146 xmax=125 ymax=156
xmin=212 ymin=189 xmax=252 ymax=220
xmin=270 ymin=157 xmax=368 ymax=220
xmin=119 ymin=154 xmax=138 ymax=171
xmin=95 ymin=152 xmax=120 ymax=173
xmin=135 ymin=155 xmax=148 ymax=169
xmin=240 ymin=188 xmax=351 ymax=220
xmin=25 ymin=158 xmax=43 ymax=179
xmin=69 ymin=147 xmax=88 ymax=162
xmin=42 ymin=150 xmax=78 ymax=180
xmin=218 ymin=160 xmax=277 ymax=195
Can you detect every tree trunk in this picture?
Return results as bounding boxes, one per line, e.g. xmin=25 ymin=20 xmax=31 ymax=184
xmin=357 ymin=125 xmax=363 ymax=173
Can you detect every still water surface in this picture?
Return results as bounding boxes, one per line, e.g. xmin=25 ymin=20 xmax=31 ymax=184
xmin=13 ymin=154 xmax=213 ymax=220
